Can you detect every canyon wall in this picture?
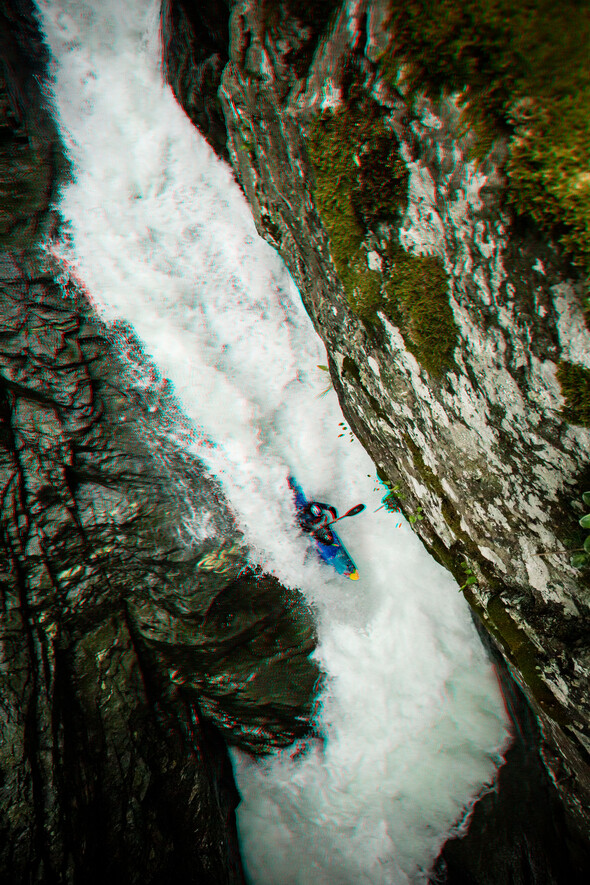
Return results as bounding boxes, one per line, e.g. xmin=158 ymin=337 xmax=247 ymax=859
xmin=163 ymin=0 xmax=590 ymax=847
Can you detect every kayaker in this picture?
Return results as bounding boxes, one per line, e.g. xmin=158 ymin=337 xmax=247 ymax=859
xmin=299 ymin=501 xmax=338 ymax=545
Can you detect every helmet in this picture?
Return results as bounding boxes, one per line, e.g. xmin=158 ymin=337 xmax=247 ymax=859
xmin=310 ymin=503 xmax=322 ymax=517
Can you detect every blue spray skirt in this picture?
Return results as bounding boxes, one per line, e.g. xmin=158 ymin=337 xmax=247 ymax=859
xmin=288 ymin=476 xmax=359 ymax=580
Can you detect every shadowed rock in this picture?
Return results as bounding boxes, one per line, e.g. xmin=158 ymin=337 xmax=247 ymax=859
xmin=0 ymin=3 xmax=321 ymax=881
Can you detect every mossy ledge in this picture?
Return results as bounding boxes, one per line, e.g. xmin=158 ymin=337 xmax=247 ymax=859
xmin=306 ymin=98 xmax=457 ymax=375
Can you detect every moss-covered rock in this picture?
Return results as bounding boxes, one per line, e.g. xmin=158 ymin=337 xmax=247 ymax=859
xmin=384 ymin=251 xmax=456 ymax=374
xmin=557 ymin=361 xmax=590 ymax=427
xmin=306 ymin=98 xmax=456 ymax=373
xmin=380 ymin=0 xmax=590 ymax=272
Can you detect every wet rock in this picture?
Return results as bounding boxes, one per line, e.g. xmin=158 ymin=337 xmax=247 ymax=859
xmin=431 ymin=628 xmax=590 ymax=884
xmin=162 ymin=0 xmax=590 ymax=870
xmin=0 ymin=3 xmax=321 ymax=880
xmin=161 ymin=0 xmax=231 ymax=161
xmin=0 ymin=255 xmax=254 ymax=884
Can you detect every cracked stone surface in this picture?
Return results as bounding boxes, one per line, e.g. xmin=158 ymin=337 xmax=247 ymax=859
xmin=162 ymin=0 xmax=590 ymax=847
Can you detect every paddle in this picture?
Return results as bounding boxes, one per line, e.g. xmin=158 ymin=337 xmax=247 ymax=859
xmin=323 ymin=503 xmax=365 ymax=528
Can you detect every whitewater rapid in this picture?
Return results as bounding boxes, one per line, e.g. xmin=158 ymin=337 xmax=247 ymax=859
xmin=37 ymin=1 xmax=509 ymax=881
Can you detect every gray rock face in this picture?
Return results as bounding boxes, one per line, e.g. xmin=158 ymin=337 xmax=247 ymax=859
xmin=162 ymin=0 xmax=231 ymax=161
xmin=162 ymin=0 xmax=590 ymax=851
xmin=0 ymin=255 xmax=241 ymax=885
xmin=0 ymin=249 xmax=319 ymax=882
xmin=0 ymin=2 xmax=320 ymax=880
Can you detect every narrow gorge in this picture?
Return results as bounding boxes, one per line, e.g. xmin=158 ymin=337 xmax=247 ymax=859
xmin=0 ymin=0 xmax=589 ymax=882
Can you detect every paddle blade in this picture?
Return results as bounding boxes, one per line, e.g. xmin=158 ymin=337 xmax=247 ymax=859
xmin=323 ymin=503 xmax=366 ymax=529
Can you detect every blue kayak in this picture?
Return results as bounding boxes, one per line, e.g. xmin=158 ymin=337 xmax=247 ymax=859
xmin=288 ymin=476 xmax=359 ymax=580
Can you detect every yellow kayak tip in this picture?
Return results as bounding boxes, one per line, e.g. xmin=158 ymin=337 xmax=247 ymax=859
xmin=348 ymin=570 xmax=360 ymax=581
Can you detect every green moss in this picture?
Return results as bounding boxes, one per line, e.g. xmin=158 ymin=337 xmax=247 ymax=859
xmin=350 ymin=128 xmax=410 ymax=229
xmin=306 ymin=106 xmax=384 ymax=307
xmin=556 ymin=361 xmax=590 ymax=426
xmin=381 ymin=0 xmax=590 ymax=271
xmin=347 ymin=260 xmax=383 ymax=319
xmin=385 ymin=252 xmax=456 ymax=375
xmin=306 ymin=100 xmax=456 ymax=374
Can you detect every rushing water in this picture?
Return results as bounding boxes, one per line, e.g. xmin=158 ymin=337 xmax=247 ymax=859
xmin=37 ymin=1 xmax=509 ymax=881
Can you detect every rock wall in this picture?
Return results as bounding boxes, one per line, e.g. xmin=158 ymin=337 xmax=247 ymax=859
xmin=0 ymin=2 xmax=320 ymax=880
xmin=162 ymin=0 xmax=590 ymax=850
xmin=2 ymin=0 xmax=588 ymax=879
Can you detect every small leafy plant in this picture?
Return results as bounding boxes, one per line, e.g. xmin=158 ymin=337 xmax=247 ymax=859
xmin=571 ymin=491 xmax=590 ymax=569
xmin=375 ymin=474 xmax=425 ymax=526
xmin=408 ymin=505 xmax=424 ymax=525
xmin=376 ymin=477 xmax=405 ymax=513
xmin=537 ymin=491 xmax=590 ymax=568
xmin=458 ymin=561 xmax=478 ymax=593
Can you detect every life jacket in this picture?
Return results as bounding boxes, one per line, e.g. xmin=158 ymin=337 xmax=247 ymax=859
xmin=299 ymin=502 xmax=338 ymax=544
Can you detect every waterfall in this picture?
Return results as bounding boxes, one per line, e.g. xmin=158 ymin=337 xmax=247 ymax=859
xmin=36 ymin=1 xmax=509 ymax=881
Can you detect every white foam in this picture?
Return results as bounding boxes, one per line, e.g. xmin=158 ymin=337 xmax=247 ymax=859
xmin=36 ymin=1 xmax=510 ymax=881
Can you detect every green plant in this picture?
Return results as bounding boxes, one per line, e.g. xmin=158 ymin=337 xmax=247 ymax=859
xmin=408 ymin=505 xmax=424 ymax=525
xmin=374 ymin=473 xmax=428 ymax=526
xmin=378 ymin=481 xmax=405 ymax=514
xmin=458 ymin=561 xmax=478 ymax=593
xmin=571 ymin=491 xmax=590 ymax=569
xmin=536 ymin=490 xmax=590 ymax=569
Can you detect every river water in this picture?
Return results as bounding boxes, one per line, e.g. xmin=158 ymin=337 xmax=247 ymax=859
xmin=36 ymin=1 xmax=509 ymax=881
